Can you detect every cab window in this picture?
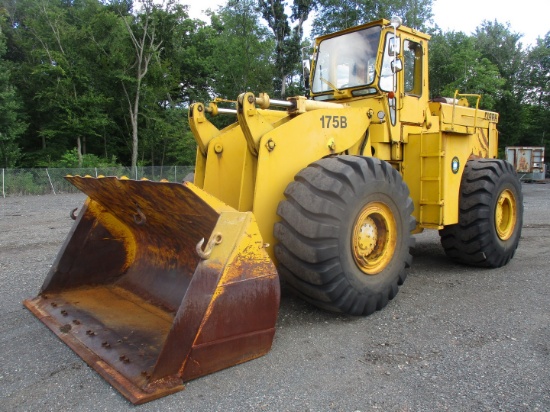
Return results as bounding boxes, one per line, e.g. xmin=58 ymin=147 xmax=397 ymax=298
xmin=312 ymin=26 xmax=381 ymax=97
xmin=404 ymin=40 xmax=423 ymax=96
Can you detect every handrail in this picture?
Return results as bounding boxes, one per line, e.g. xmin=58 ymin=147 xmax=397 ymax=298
xmin=451 ymin=90 xmax=481 ymax=131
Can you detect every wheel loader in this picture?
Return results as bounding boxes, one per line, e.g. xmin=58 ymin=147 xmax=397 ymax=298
xmin=24 ymin=17 xmax=523 ymax=404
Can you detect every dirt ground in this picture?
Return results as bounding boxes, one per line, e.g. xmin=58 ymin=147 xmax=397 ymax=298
xmin=0 ymin=183 xmax=549 ymax=411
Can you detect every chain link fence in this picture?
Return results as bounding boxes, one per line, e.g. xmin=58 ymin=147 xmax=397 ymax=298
xmin=1 ymin=166 xmax=195 ymax=197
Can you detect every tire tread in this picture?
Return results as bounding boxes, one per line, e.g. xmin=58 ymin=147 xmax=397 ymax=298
xmin=275 ymin=156 xmax=414 ymax=316
xmin=439 ymin=159 xmax=522 ymax=268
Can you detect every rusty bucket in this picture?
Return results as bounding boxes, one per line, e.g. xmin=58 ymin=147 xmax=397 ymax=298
xmin=24 ymin=176 xmax=280 ymax=404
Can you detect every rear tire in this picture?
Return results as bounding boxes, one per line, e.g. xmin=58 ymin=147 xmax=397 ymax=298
xmin=274 ymin=156 xmax=415 ymax=316
xmin=439 ymin=159 xmax=523 ymax=268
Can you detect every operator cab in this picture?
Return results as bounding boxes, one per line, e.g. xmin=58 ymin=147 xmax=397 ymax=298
xmin=310 ymin=17 xmax=424 ymax=104
xmin=309 ymin=17 xmax=430 ymax=126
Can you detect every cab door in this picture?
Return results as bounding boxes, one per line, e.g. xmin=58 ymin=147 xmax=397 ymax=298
xmin=399 ymin=38 xmax=428 ymax=125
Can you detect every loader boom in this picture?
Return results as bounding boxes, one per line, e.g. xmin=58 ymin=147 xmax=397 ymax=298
xmin=190 ymin=92 xmax=375 ymax=258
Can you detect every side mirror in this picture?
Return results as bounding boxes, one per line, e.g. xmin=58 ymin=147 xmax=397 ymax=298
xmin=391 ymin=58 xmax=403 ymax=73
xmin=389 ymin=37 xmax=401 ymax=55
xmin=303 ymin=62 xmax=310 ymax=89
xmin=302 ymin=46 xmax=311 ymax=90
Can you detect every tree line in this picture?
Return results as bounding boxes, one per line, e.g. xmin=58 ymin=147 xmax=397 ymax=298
xmin=0 ymin=0 xmax=548 ymax=169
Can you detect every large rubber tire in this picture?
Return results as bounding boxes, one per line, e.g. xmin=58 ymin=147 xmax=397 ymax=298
xmin=439 ymin=159 xmax=523 ymax=268
xmin=274 ymin=156 xmax=415 ymax=316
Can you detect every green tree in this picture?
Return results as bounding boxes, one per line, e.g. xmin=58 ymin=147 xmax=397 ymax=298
xmin=258 ymin=0 xmax=314 ymax=97
xmin=208 ymin=0 xmax=275 ymax=99
xmin=429 ymin=30 xmax=504 ymax=110
xmin=474 ymin=20 xmax=526 ymax=146
xmin=163 ymin=11 xmax=213 ymax=105
xmin=117 ymin=0 xmax=165 ymax=169
xmin=520 ymin=33 xmax=550 ymax=147
xmin=51 ymin=147 xmax=118 ymax=167
xmin=522 ymin=33 xmax=550 ymax=109
xmin=2 ymin=0 xmax=116 ymax=166
xmin=134 ymin=4 xmax=216 ymax=166
xmin=311 ymin=0 xmax=433 ymax=36
xmin=2 ymin=0 xmax=209 ymax=167
xmin=109 ymin=1 xmax=222 ymax=168
xmin=0 ymin=21 xmax=26 ymax=167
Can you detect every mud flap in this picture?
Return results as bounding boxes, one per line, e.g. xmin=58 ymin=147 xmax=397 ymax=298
xmin=23 ymin=176 xmax=280 ymax=404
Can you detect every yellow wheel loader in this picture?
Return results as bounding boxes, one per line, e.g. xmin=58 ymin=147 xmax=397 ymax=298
xmin=24 ymin=17 xmax=523 ymax=404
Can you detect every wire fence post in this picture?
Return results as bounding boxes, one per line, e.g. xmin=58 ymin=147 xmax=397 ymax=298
xmin=46 ymin=168 xmax=56 ymax=195
xmin=2 ymin=168 xmax=5 ymax=198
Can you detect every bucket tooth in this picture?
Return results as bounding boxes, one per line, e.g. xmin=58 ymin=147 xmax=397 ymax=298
xmin=24 ymin=176 xmax=280 ymax=404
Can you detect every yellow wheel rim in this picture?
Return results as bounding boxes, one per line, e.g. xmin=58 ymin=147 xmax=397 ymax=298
xmin=495 ymin=189 xmax=517 ymax=241
xmin=352 ymin=202 xmax=397 ymax=275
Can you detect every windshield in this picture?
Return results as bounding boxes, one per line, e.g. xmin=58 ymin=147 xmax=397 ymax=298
xmin=312 ymin=26 xmax=382 ymax=95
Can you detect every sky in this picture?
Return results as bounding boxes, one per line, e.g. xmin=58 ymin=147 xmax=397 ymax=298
xmin=187 ymin=0 xmax=548 ymax=47
xmin=431 ymin=0 xmax=547 ymax=47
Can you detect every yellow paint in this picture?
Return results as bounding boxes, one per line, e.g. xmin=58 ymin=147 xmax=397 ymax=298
xmin=186 ymin=19 xmax=501 ymax=255
xmin=352 ymin=202 xmax=397 ymax=275
xmin=195 ymin=210 xmax=277 ymax=329
xmin=86 ymin=198 xmax=137 ymax=273
xmin=495 ymin=189 xmax=517 ymax=241
xmin=252 ymin=107 xmax=372 ymax=259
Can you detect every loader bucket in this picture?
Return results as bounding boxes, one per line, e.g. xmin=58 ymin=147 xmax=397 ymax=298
xmin=23 ymin=176 xmax=280 ymax=404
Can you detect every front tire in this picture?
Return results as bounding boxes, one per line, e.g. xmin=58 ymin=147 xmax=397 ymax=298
xmin=274 ymin=156 xmax=415 ymax=316
xmin=439 ymin=159 xmax=523 ymax=267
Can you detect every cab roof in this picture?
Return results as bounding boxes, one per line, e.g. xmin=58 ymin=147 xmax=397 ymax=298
xmin=314 ymin=18 xmax=431 ymax=44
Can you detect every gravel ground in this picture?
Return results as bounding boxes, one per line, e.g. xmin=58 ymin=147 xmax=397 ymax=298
xmin=0 ymin=183 xmax=549 ymax=411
